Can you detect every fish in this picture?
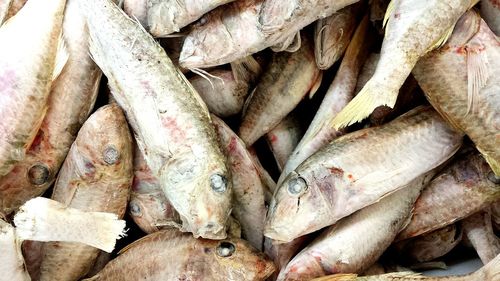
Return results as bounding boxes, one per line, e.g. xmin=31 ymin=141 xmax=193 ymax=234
xmin=212 ymin=115 xmax=267 ymax=250
xmin=412 ymin=10 xmax=500 ymax=176
xmin=81 ymin=0 xmax=232 ymax=239
xmin=395 ymin=224 xmax=463 ymax=263
xmin=179 ymin=0 xmax=360 ymax=69
xmin=277 ymin=173 xmax=434 ymax=281
xmin=129 ymin=144 xmax=181 ymax=234
xmin=36 ymin=104 xmax=133 ymax=281
xmin=462 ymin=210 xmax=500 ymax=264
xmin=84 ymin=252 xmax=111 ymax=279
xmin=481 ymin=0 xmax=500 ymax=35
xmin=0 ymin=0 xmax=11 ymax=25
xmin=310 ymin=253 xmax=500 ymax=280
xmin=123 ymin=0 xmax=147 ymax=26
xmin=0 ymin=0 xmax=67 ymax=177
xmin=239 ymin=35 xmax=322 ymax=146
xmin=248 ymin=147 xmax=277 ymax=202
xmin=265 ymin=106 xmax=462 ymax=242
xmin=313 ymin=3 xmax=363 ymax=70
xmin=0 ymin=219 xmax=30 ymax=281
xmin=397 ymin=152 xmax=500 ymax=241
xmin=0 ymin=0 xmax=101 ymax=216
xmin=266 ymin=113 xmax=304 ymax=172
xmin=278 ymin=14 xmax=374 ymax=186
xmin=331 ymin=0 xmax=479 ymax=129
xmin=190 ymin=56 xmax=262 ymax=117
xmin=82 ymin=229 xmax=276 ymax=281
xmin=146 ymin=0 xmax=235 ymax=37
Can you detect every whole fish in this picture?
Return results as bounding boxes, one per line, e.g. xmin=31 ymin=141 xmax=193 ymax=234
xmin=277 ymin=173 xmax=433 ymax=281
xmin=123 ymin=0 xmax=147 ymax=26
xmin=0 ymin=0 xmax=67 ymax=176
xmin=38 ymin=104 xmax=133 ymax=281
xmin=239 ymin=36 xmax=321 ymax=146
xmin=331 ymin=0 xmax=478 ymax=129
xmin=179 ymin=0 xmax=360 ymax=69
xmin=265 ymin=106 xmax=462 ymax=242
xmin=190 ymin=56 xmax=262 ymax=117
xmin=279 ymin=14 xmax=374 ymax=185
xmin=0 ymin=219 xmax=30 ymax=281
xmin=81 ymin=0 xmax=232 ymax=239
xmin=311 ymin=254 xmax=500 ymax=280
xmin=412 ymin=10 xmax=500 ymax=176
xmin=129 ymin=144 xmax=180 ymax=234
xmin=4 ymin=0 xmax=27 ymax=20
xmin=481 ymin=0 xmax=500 ymax=35
xmin=395 ymin=224 xmax=463 ymax=263
xmin=0 ymin=0 xmax=101 ymax=216
xmin=313 ymin=4 xmax=362 ymax=70
xmin=82 ymin=229 xmax=276 ymax=281
xmin=146 ymin=0 xmax=235 ymax=37
xmin=462 ymin=210 xmax=500 ymax=264
xmin=0 ymin=0 xmax=11 ymax=25
xmin=266 ymin=113 xmax=304 ymax=172
xmin=397 ymin=152 xmax=500 ymax=241
xmin=212 ymin=115 xmax=267 ymax=250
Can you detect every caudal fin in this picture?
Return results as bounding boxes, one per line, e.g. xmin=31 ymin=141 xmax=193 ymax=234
xmin=330 ymin=79 xmax=398 ymax=129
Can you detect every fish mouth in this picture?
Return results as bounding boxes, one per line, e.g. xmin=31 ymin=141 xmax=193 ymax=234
xmin=186 ymin=220 xmax=227 ymax=240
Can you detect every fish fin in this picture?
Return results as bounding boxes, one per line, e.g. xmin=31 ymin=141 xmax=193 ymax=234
xmin=382 ymin=0 xmax=395 ymax=29
xmin=476 ymin=252 xmax=500 ymax=279
xmin=476 ymin=147 xmax=500 ymax=176
xmin=25 ymin=106 xmax=48 ymax=150
xmin=426 ymin=23 xmax=455 ymax=53
xmin=241 ymin=87 xmax=256 ymax=117
xmin=311 ymin=274 xmax=358 ymax=281
xmin=177 ymin=68 xmax=211 ymax=119
xmin=271 ymin=31 xmax=301 ymax=52
xmin=330 ymin=79 xmax=398 ymax=129
xmin=465 ymin=45 xmax=489 ymax=115
xmin=230 ymin=55 xmax=262 ymax=84
xmin=52 ymin=33 xmax=69 ymax=81
xmin=309 ymin=71 xmax=323 ymax=99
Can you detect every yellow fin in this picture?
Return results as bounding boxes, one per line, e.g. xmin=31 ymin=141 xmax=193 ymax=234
xmin=382 ymin=0 xmax=395 ymax=29
xmin=465 ymin=45 xmax=489 ymax=115
xmin=330 ymin=79 xmax=398 ymax=129
xmin=52 ymin=33 xmax=69 ymax=81
xmin=426 ymin=23 xmax=456 ymax=53
xmin=309 ymin=71 xmax=323 ymax=99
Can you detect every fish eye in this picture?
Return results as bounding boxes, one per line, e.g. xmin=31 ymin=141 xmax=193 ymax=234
xmin=487 ymin=172 xmax=500 ymax=184
xmin=287 ymin=176 xmax=307 ymax=196
xmin=210 ymin=174 xmax=228 ymax=193
xmin=129 ymin=202 xmax=142 ymax=216
xmin=216 ymin=241 xmax=235 ymax=257
xmin=27 ymin=163 xmax=51 ymax=186
xmin=103 ymin=145 xmax=120 ymax=165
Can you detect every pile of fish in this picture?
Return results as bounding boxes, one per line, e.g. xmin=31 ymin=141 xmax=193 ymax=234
xmin=0 ymin=0 xmax=499 ymax=280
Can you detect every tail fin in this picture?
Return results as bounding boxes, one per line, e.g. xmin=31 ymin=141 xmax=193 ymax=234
xmin=330 ymin=79 xmax=398 ymax=129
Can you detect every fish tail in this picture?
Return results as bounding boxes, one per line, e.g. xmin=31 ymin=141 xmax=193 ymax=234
xmin=475 ymin=254 xmax=500 ymax=280
xmin=330 ymin=79 xmax=398 ymax=129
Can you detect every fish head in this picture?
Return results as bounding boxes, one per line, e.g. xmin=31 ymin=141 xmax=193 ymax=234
xmin=206 ymin=238 xmax=276 ymax=279
xmin=265 ymin=167 xmax=338 ymax=242
xmin=74 ymin=104 xmax=134 ymax=182
xmin=278 ymin=250 xmax=328 ymax=281
xmin=162 ymin=150 xmax=232 ymax=240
